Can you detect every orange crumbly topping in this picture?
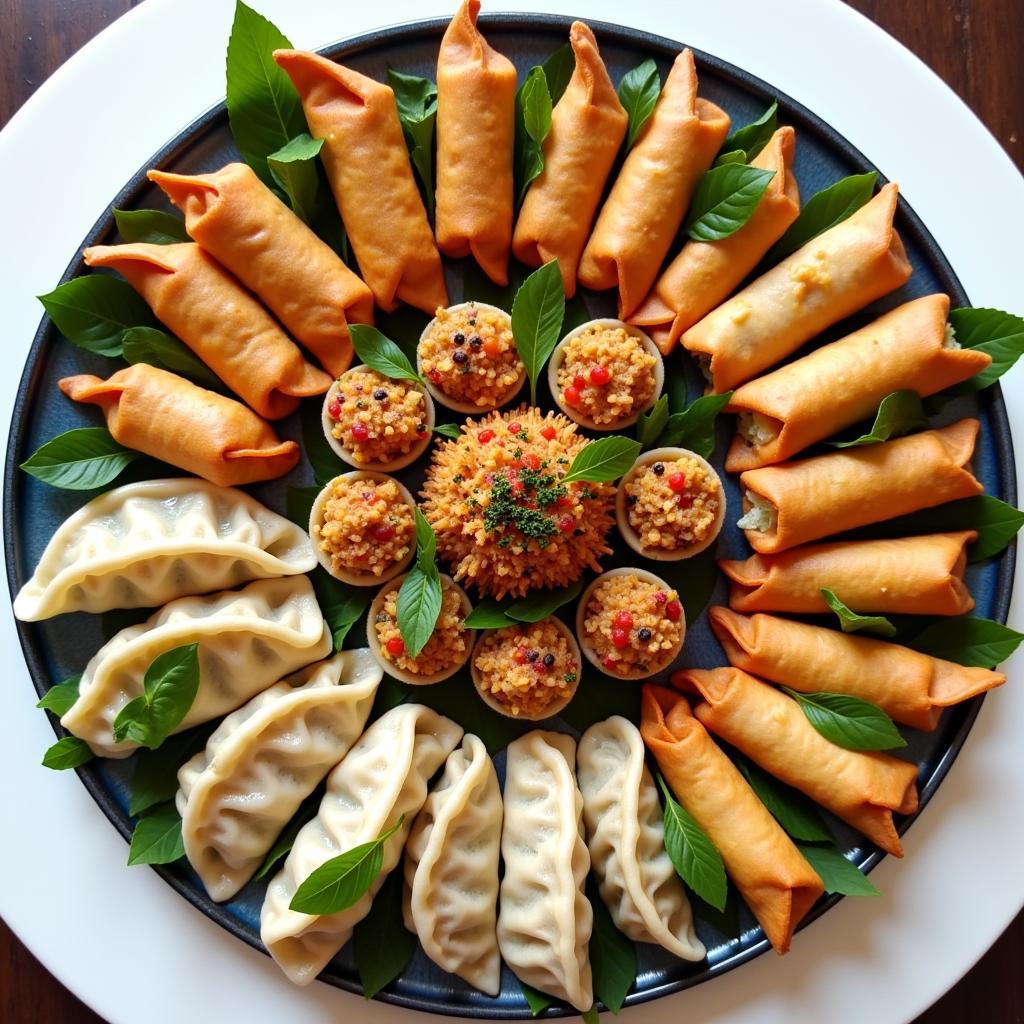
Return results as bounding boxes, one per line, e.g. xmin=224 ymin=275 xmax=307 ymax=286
xmin=625 ymin=456 xmax=721 ymax=552
xmin=373 ymin=580 xmax=468 ymax=677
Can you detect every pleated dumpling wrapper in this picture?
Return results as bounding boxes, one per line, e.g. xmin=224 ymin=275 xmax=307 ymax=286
xmin=403 ymin=733 xmax=503 ymax=995
xmin=261 ymin=704 xmax=463 ymax=986
xmin=578 ymin=49 xmax=730 ymax=318
xmin=498 ymin=730 xmax=594 ymax=1011
xmin=679 ymin=667 xmax=919 ymax=857
xmin=176 ymin=650 xmax=382 ymax=903
xmin=59 ymin=365 xmax=300 ymax=487
xmin=82 ymin=243 xmax=331 ymax=419
xmin=719 ymin=531 xmax=977 ymax=616
xmin=14 ymin=478 xmax=316 ymax=622
xmin=640 ymin=685 xmax=823 ymax=955
xmin=726 ymin=294 xmax=992 ymax=471
xmin=682 ymin=182 xmax=912 ymax=392
xmin=512 ymin=22 xmax=627 ymax=297
xmin=710 ymin=607 xmax=1005 ymax=732
xmin=630 ymin=126 xmax=800 ymax=354
xmin=149 ymin=162 xmax=373 ymax=378
xmin=61 ymin=576 xmax=331 ymax=759
xmin=434 ymin=0 xmax=516 ymax=285
xmin=737 ymin=419 xmax=983 ymax=554
xmin=577 ymin=715 xmax=705 ymax=961
xmin=274 ymin=49 xmax=448 ymax=314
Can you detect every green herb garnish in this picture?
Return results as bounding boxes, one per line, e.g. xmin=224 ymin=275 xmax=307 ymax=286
xmin=127 ymin=801 xmax=186 ymax=866
xmin=821 ymin=589 xmax=897 ymax=638
xmin=561 ymin=436 xmax=640 ymax=484
xmin=21 ymin=427 xmax=141 ymax=491
xmin=658 ymin=773 xmax=727 ymax=910
xmin=781 ymin=688 xmax=907 ymax=751
xmin=41 ymin=735 xmax=93 ymax=771
xmin=656 ymin=391 xmax=732 ymax=459
xmin=906 ymin=615 xmax=1024 ymax=668
xmin=36 ymin=675 xmax=82 ymax=717
xmin=113 ymin=207 xmax=189 ymax=244
xmin=685 ymin=164 xmax=775 ymax=242
xmin=514 ymin=66 xmax=554 ymax=205
xmin=511 ymin=260 xmax=566 ymax=404
xmin=720 ymin=100 xmax=778 ymax=161
xmin=396 ymin=510 xmax=443 ymax=658
xmin=828 ymin=390 xmax=927 ymax=448
xmin=618 ymin=58 xmax=661 ymax=149
xmin=112 ymin=643 xmax=201 ymax=750
xmin=771 ymin=171 xmax=878 ymax=259
xmin=389 ymin=70 xmax=438 ymax=218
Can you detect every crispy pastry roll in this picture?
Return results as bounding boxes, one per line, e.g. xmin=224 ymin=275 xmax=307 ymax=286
xmin=709 ymin=607 xmax=1005 ymax=732
xmin=682 ymin=182 xmax=912 ymax=392
xmin=83 ymin=243 xmax=330 ymax=419
xmin=512 ymin=22 xmax=627 ymax=297
xmin=274 ymin=49 xmax=448 ymax=314
xmin=720 ymin=532 xmax=977 ymax=616
xmin=680 ymin=667 xmax=919 ymax=856
xmin=726 ymin=295 xmax=992 ymax=471
xmin=148 ymin=163 xmax=373 ymax=378
xmin=435 ymin=0 xmax=516 ymax=285
xmin=737 ymin=419 xmax=982 ymax=554
xmin=630 ymin=127 xmax=800 ymax=354
xmin=640 ymin=685 xmax=823 ymax=954
xmin=59 ymin=365 xmax=300 ymax=486
xmin=577 ymin=49 xmax=730 ymax=317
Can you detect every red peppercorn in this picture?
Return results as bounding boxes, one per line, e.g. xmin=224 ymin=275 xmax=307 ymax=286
xmin=540 ymin=425 xmax=557 ymax=440
xmin=653 ymin=591 xmax=668 ymax=605
xmin=524 ymin=453 xmax=541 ymax=470
xmin=602 ymin=654 xmax=618 ymax=669
xmin=478 ymin=429 xmax=495 ymax=443
xmin=611 ymin=626 xmax=630 ymax=648
xmin=556 ymin=494 xmax=573 ymax=509
xmin=665 ymin=600 xmax=682 ymax=622
xmin=668 ymin=472 xmax=688 ymax=493
xmin=614 ymin=610 xmax=633 ymax=629
xmin=351 ymin=422 xmax=369 ymax=442
xmin=509 ymin=421 xmax=522 ymax=434
xmin=589 ymin=365 xmax=611 ymax=386
xmin=533 ymin=661 xmax=549 ymax=674
xmin=514 ymin=647 xmax=529 ymax=665
xmin=371 ymin=523 xmax=395 ymax=542
xmin=557 ymin=515 xmax=574 ymax=534
xmin=427 ymin=368 xmax=442 ymax=383
xmin=386 ymin=637 xmax=405 ymax=656
xmin=573 ymin=374 xmax=587 ymax=391
xmin=563 ymin=386 xmax=581 ymax=407
xmin=327 ymin=398 xmax=341 ymax=418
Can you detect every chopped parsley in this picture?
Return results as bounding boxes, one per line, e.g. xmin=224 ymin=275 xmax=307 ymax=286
xmin=564 ymin=672 xmax=577 ymax=684
xmin=483 ymin=472 xmax=558 ymax=539
xmin=452 ymin=474 xmax=464 ymax=483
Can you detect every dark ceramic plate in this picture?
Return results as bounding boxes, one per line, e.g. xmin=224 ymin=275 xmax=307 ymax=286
xmin=4 ymin=13 xmax=1016 ymax=1020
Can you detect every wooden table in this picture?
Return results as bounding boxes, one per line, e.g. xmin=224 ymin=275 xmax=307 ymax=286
xmin=1 ymin=0 xmax=1021 ymax=1021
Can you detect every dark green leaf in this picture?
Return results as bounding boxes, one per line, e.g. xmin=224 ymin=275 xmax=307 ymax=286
xmin=122 ymin=326 xmax=223 ymax=391
xmin=771 ymin=172 xmax=878 ymax=259
xmin=828 ymin=390 xmax=927 ymax=448
xmin=113 ymin=207 xmax=189 ymax=244
xmin=907 ymin=615 xmax=1024 ymax=668
xmin=519 ymin=982 xmax=555 ymax=1017
xmin=512 ymin=260 xmax=566 ymax=404
xmin=656 ymin=391 xmax=732 ymax=459
xmin=734 ymin=756 xmax=831 ymax=842
xmin=559 ymin=668 xmax=640 ymax=733
xmin=299 ymin=398 xmax=341 ymax=489
xmin=721 ymin=100 xmax=778 ymax=161
xmin=515 ymin=66 xmax=553 ymax=204
xmin=350 ymin=324 xmax=423 ymax=385
xmin=690 ymin=888 xmax=742 ymax=939
xmin=42 ymin=736 xmax=93 ymax=770
xmin=589 ymin=882 xmax=637 ymax=1014
xmin=268 ymin=132 xmax=324 ymax=224
xmin=713 ymin=149 xmax=746 ymax=167
xmin=797 ymin=843 xmax=879 ymax=897
xmin=286 ymin=485 xmax=319 ymax=529
xmin=432 ymin=423 xmax=462 ymax=439
xmin=505 ymin=580 xmax=583 ymax=623
xmin=582 ymin=1008 xmax=600 ymax=1024
xmin=412 ymin=507 xmax=438 ymax=573
xmin=618 ymin=58 xmax=661 ymax=149
xmin=659 ymin=544 xmax=719 ymax=624
xmin=353 ymin=868 xmax=417 ymax=998
xmin=310 ymin=567 xmax=372 ymax=651
xmin=36 ymin=675 xmax=81 ymax=716
xmin=129 ymin=728 xmax=210 ymax=817
xmin=782 ymin=688 xmax=907 ymax=751
xmin=561 ymin=436 xmax=640 ymax=484
xmin=372 ymin=677 xmax=412 ymax=716
xmin=127 ymin=801 xmax=185 ymax=866
xmin=463 ymin=599 xmax=517 ymax=629
xmin=637 ymin=394 xmax=669 ymax=450
xmin=947 ymin=307 xmax=1024 ymax=391
xmin=396 ymin=565 xmax=443 ymax=659
xmin=21 ymin=428 xmax=140 ymax=490
xmin=254 ymin=793 xmax=320 ymax=880
xmin=685 ymin=165 xmax=775 ymax=242
xmin=658 ymin=774 xmax=727 ymax=910
xmin=821 ymin=588 xmax=897 ymax=638
xmin=388 ymin=70 xmax=438 ymax=218
xmin=541 ymin=43 xmax=574 ymax=104
xmin=112 ymin=643 xmax=201 ymax=749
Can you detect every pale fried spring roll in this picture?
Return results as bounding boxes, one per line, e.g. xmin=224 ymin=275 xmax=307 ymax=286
xmin=149 ymin=163 xmax=374 ymax=378
xmin=274 ymin=49 xmax=448 ymax=314
xmin=59 ymin=365 xmax=300 ymax=486
xmin=640 ymin=685 xmax=823 ymax=954
xmin=435 ymin=0 xmax=516 ymax=285
xmin=83 ymin=243 xmax=330 ymax=420
xmin=682 ymin=183 xmax=912 ymax=392
xmin=726 ymin=295 xmax=991 ymax=471
xmin=512 ymin=22 xmax=627 ymax=297
xmin=577 ymin=49 xmax=730 ymax=318
xmin=720 ymin=532 xmax=977 ymax=616
xmin=681 ymin=667 xmax=918 ymax=856
xmin=737 ymin=420 xmax=982 ymax=554
xmin=709 ymin=607 xmax=1005 ymax=732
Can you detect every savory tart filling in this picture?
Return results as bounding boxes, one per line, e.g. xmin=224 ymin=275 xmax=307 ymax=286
xmin=736 ymin=490 xmax=779 ymax=533
xmin=373 ymin=578 xmax=469 ymax=678
xmin=624 ymin=455 xmax=722 ymax=552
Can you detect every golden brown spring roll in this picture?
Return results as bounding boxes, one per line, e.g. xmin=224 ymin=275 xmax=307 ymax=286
xmin=83 ymin=243 xmax=330 ymax=420
xmin=682 ymin=182 xmax=912 ymax=392
xmin=435 ymin=0 xmax=516 ymax=285
xmin=709 ymin=607 xmax=1005 ymax=732
xmin=59 ymin=365 xmax=300 ymax=486
xmin=720 ymin=532 xmax=977 ymax=616
xmin=681 ymin=667 xmax=918 ymax=856
xmin=577 ymin=49 xmax=730 ymax=318
xmin=738 ymin=420 xmax=982 ymax=554
xmin=630 ymin=127 xmax=800 ymax=354
xmin=512 ymin=22 xmax=627 ymax=297
xmin=274 ymin=49 xmax=448 ymax=314
xmin=640 ymin=685 xmax=823 ymax=954
xmin=148 ymin=162 xmax=373 ymax=378
xmin=725 ymin=295 xmax=992 ymax=471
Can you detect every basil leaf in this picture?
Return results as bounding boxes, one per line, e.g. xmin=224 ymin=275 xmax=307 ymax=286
xmin=512 ymin=260 xmax=566 ymax=404
xmin=254 ymin=793 xmax=320 ymax=880
xmin=308 ymin=568 xmax=370 ymax=651
xmin=721 ymin=100 xmax=778 ymax=161
xmin=656 ymin=544 xmax=719 ymax=625
xmin=515 ymin=66 xmax=553 ymax=205
xmin=637 ymin=394 xmax=669 ymax=450
xmin=947 ymin=307 xmax=1024 ymax=391
xmin=658 ymin=774 xmax=727 ymax=911
xmin=797 ymin=843 xmax=880 ymax=897
xmin=129 ymin=728 xmax=209 ymax=817
xmin=506 ymin=579 xmax=583 ymax=623
xmin=734 ymin=755 xmax=831 ymax=842
xmin=588 ymin=881 xmax=637 ymax=1013
xmin=36 ymin=675 xmax=81 ymax=716
xmin=782 ymin=688 xmax=907 ymax=751
xmin=350 ymin=324 xmax=423 ymax=385
xmin=618 ymin=58 xmax=660 ymax=149
xmin=463 ymin=599 xmax=517 ymax=629
xmin=112 ymin=643 xmax=201 ymax=750
xmin=122 ymin=326 xmax=224 ymax=391
xmin=397 ymin=565 xmax=443 ymax=659
xmin=127 ymin=801 xmax=186 ymax=866
xmin=582 ymin=1009 xmax=600 ymax=1024
xmin=561 ymin=436 xmax=640 ymax=484
xmin=520 ymin=982 xmax=555 ymax=1017
xmin=432 ymin=423 xmax=462 ymax=439
xmin=771 ymin=171 xmax=878 ymax=259
xmin=268 ymin=132 xmax=323 ymax=223
xmin=113 ymin=208 xmax=189 ymax=244
xmin=907 ymin=615 xmax=1024 ymax=668
xmin=388 ymin=69 xmax=438 ymax=218
xmin=353 ymin=868 xmax=417 ymax=999
xmin=656 ymin=391 xmax=732 ymax=459
xmin=286 ymin=484 xmax=319 ymax=529
xmin=685 ymin=165 xmax=775 ymax=242
xmin=690 ymin=889 xmax=742 ymax=940
xmin=541 ymin=43 xmax=574 ymax=104
xmin=300 ymin=399 xmax=341 ymax=488
xmin=713 ymin=149 xmax=746 ymax=167
xmin=828 ymin=390 xmax=927 ymax=448
xmin=42 ymin=735 xmax=93 ymax=771
xmin=821 ymin=589 xmax=897 ymax=638
xmin=413 ymin=507 xmax=438 ymax=572
xmin=21 ymin=427 xmax=140 ymax=490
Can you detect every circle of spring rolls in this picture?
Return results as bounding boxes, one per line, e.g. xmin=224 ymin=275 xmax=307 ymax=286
xmin=274 ymin=49 xmax=448 ymax=315
xmin=82 ymin=243 xmax=331 ymax=419
xmin=682 ymin=182 xmax=912 ymax=393
xmin=629 ymin=126 xmax=800 ymax=354
xmin=709 ymin=607 xmax=1006 ymax=732
xmin=512 ymin=22 xmax=627 ymax=297
xmin=578 ymin=49 xmax=731 ymax=318
xmin=640 ymin=685 xmax=823 ymax=955
xmin=148 ymin=162 xmax=374 ymax=379
xmin=58 ymin=365 xmax=300 ymax=487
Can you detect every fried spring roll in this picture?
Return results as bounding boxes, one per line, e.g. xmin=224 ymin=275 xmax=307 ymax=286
xmin=720 ymin=532 xmax=977 ymax=616
xmin=512 ymin=22 xmax=627 ymax=297
xmin=680 ymin=667 xmax=919 ymax=856
xmin=274 ymin=49 xmax=448 ymax=314
xmin=640 ymin=685 xmax=823 ymax=954
xmin=682 ymin=182 xmax=912 ymax=392
xmin=435 ymin=0 xmax=516 ymax=285
xmin=709 ymin=607 xmax=1005 ymax=732
xmin=148 ymin=163 xmax=373 ymax=378
xmin=82 ymin=243 xmax=330 ymax=420
xmin=59 ymin=365 xmax=299 ymax=486
xmin=737 ymin=420 xmax=982 ymax=554
xmin=577 ymin=49 xmax=730 ymax=317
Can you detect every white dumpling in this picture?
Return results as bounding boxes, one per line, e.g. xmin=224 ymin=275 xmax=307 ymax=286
xmin=497 ymin=730 xmax=593 ymax=1012
xmin=403 ymin=734 xmax=502 ymax=995
xmin=176 ymin=649 xmax=382 ymax=903
xmin=61 ymin=576 xmax=331 ymax=758
xmin=578 ymin=716 xmax=705 ymax=961
xmin=261 ymin=703 xmax=463 ymax=986
xmin=13 ymin=478 xmax=316 ymax=621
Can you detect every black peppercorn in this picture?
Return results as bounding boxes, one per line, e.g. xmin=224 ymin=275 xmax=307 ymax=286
xmin=638 ymin=627 xmax=652 ymax=642
xmin=452 ymin=332 xmax=465 ymax=345
xmin=627 ymin=494 xmax=638 ymax=505
xmin=653 ymin=462 xmax=665 ymax=475
xmin=453 ymin=349 xmax=468 ymax=365
xmin=416 ymin=422 xmax=427 ymax=434
xmin=527 ymin=650 xmax=539 ymax=662
xmin=373 ymin=388 xmax=388 ymax=401
xmin=469 ymin=335 xmax=483 ymax=349
xmin=543 ymin=653 xmax=555 ymax=667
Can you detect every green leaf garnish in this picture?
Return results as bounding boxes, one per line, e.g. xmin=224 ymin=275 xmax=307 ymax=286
xmin=299 ymin=399 xmax=341 ymax=489
xmin=797 ymin=843 xmax=880 ymax=897
xmin=253 ymin=793 xmax=320 ymax=881
xmin=713 ymin=150 xmax=746 ymax=167
xmin=388 ymin=69 xmax=438 ymax=218
xmin=267 ymin=132 xmax=324 ymax=223
xmin=828 ymin=390 xmax=927 ymax=448
xmin=562 ymin=436 xmax=640 ymax=484
xmin=721 ymin=100 xmax=778 ymax=161
xmin=685 ymin=165 xmax=775 ymax=242
xmin=771 ymin=171 xmax=878 ymax=259
xmin=907 ymin=615 xmax=1024 ymax=668
xmin=112 ymin=643 xmax=201 ymax=750
xmin=311 ymin=568 xmax=372 ymax=652
xmin=463 ymin=599 xmax=517 ymax=629
xmin=127 ymin=801 xmax=186 ymax=866
xmin=519 ymin=981 xmax=555 ymax=1017
xmin=113 ymin=207 xmax=189 ymax=244
xmin=122 ymin=326 xmax=224 ymax=391
xmin=505 ymin=579 xmax=583 ymax=623
xmin=618 ymin=58 xmax=661 ymax=149
xmin=541 ymin=43 xmax=574 ymax=104
xmin=21 ymin=427 xmax=141 ymax=490
xmin=286 ymin=484 xmax=319 ymax=529
xmin=589 ymin=882 xmax=638 ymax=1013
xmin=637 ymin=394 xmax=669 ymax=450
xmin=396 ymin=510 xmax=442 ymax=658
xmin=821 ymin=589 xmax=897 ymax=638
xmin=412 ymin=506 xmax=437 ymax=570
xmin=946 ymin=307 xmax=1024 ymax=392
xmin=514 ymin=66 xmax=554 ymax=205
xmin=781 ymin=688 xmax=907 ymax=751
xmin=734 ymin=755 xmax=831 ymax=842
xmin=511 ymin=260 xmax=566 ymax=405
xmin=350 ymin=324 xmax=424 ymax=385
xmin=582 ymin=1008 xmax=600 ymax=1024
xmin=432 ymin=423 xmax=462 ymax=439
xmin=129 ymin=728 xmax=210 ymax=817
xmin=36 ymin=675 xmax=81 ymax=717
xmin=658 ymin=773 xmax=727 ymax=911
xmin=353 ymin=868 xmax=418 ymax=999
xmin=42 ymin=736 xmax=93 ymax=771
xmin=656 ymin=391 xmax=733 ymax=459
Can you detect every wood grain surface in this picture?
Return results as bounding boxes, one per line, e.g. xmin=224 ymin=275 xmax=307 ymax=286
xmin=0 ymin=1 xmax=1021 ymax=1022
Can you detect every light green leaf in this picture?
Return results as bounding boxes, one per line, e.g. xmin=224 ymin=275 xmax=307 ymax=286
xmin=36 ymin=675 xmax=82 ymax=717
xmin=21 ymin=428 xmax=140 ymax=490
xmin=388 ymin=70 xmax=438 ymax=218
xmin=947 ymin=307 xmax=1024 ymax=391
xmin=515 ymin=66 xmax=553 ymax=204
xmin=561 ymin=436 xmax=640 ymax=484
xmin=112 ymin=643 xmax=201 ymax=750
xmin=127 ymin=802 xmax=186 ymax=866
xmin=782 ymin=688 xmax=907 ymax=751
xmin=618 ymin=58 xmax=661 ymax=149
xmin=42 ymin=736 xmax=93 ymax=771
xmin=396 ymin=565 xmax=443 ymax=659
xmin=268 ymin=132 xmax=324 ymax=224
xmin=541 ymin=43 xmax=574 ymax=104
xmin=829 ymin=390 xmax=927 ymax=448
xmin=350 ymin=324 xmax=423 ymax=385
xmin=637 ymin=394 xmax=669 ymax=450
xmin=656 ymin=391 xmax=732 ymax=459
xmin=821 ymin=588 xmax=897 ymax=638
